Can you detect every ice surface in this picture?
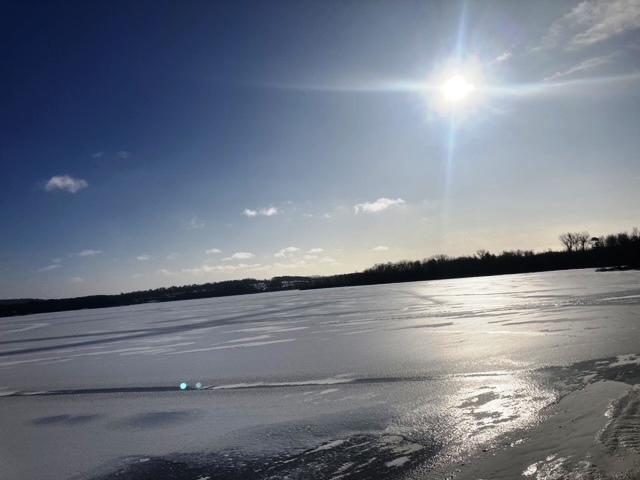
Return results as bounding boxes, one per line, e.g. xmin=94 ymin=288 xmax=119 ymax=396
xmin=1 ymin=269 xmax=640 ymax=479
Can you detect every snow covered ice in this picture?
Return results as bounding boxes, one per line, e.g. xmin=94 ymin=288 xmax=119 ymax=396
xmin=2 ymin=269 xmax=640 ymax=479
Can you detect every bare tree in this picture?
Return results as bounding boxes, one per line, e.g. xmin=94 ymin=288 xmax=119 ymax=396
xmin=576 ymin=231 xmax=590 ymax=251
xmin=476 ymin=249 xmax=490 ymax=259
xmin=559 ymin=232 xmax=577 ymax=252
xmin=560 ymin=232 xmax=590 ymax=251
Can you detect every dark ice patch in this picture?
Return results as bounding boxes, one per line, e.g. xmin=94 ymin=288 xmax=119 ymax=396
xmin=31 ymin=414 xmax=102 ymax=426
xmin=96 ymin=433 xmax=435 ymax=480
xmin=458 ymin=391 xmax=500 ymax=408
xmin=394 ymin=322 xmax=454 ymax=330
xmin=114 ymin=410 xmax=202 ymax=429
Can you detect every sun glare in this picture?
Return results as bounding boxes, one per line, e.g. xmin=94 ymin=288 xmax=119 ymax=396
xmin=441 ymin=75 xmax=475 ymax=103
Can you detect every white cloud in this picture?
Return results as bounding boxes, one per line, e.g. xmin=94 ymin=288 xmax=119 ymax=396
xmin=205 ymin=248 xmax=222 ymax=255
xmin=540 ymin=0 xmax=640 ymax=49
xmin=45 ymin=175 xmax=88 ymax=193
xmin=354 ymin=197 xmax=405 ymax=214
xmin=70 ymin=276 xmax=84 ymax=283
xmin=156 ymin=269 xmax=174 ymax=276
xmin=182 ymin=266 xmax=207 ymax=275
xmin=308 ymin=248 xmax=324 ymax=254
xmin=319 ymin=256 xmax=337 ymax=264
xmin=77 ymin=249 xmax=102 ymax=257
xmin=51 ymin=257 xmax=62 ymax=264
xmin=544 ymin=54 xmax=615 ymax=81
xmin=274 ymin=260 xmax=307 ymax=269
xmin=372 ymin=245 xmax=389 ymax=252
xmin=244 ymin=206 xmax=279 ymax=217
xmin=117 ymin=150 xmax=131 ymax=159
xmin=91 ymin=152 xmax=104 ymax=159
xmin=185 ymin=216 xmax=205 ymax=230
xmin=222 ymin=252 xmax=255 ymax=261
xmin=495 ymin=51 xmax=512 ymax=63
xmin=273 ymin=257 xmax=335 ymax=267
xmin=259 ymin=206 xmax=278 ymax=216
xmin=274 ymin=246 xmax=300 ymax=258
xmin=38 ymin=264 xmax=61 ymax=272
xmin=183 ymin=263 xmax=263 ymax=275
xmin=166 ymin=252 xmax=180 ymax=260
xmin=136 ymin=254 xmax=151 ymax=261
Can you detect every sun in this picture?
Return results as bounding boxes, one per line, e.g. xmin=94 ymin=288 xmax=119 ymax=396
xmin=425 ymin=59 xmax=486 ymax=117
xmin=441 ymin=75 xmax=475 ymax=103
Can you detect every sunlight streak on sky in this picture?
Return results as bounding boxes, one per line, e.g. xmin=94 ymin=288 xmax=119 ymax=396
xmin=260 ymin=71 xmax=640 ymax=99
xmin=441 ymin=1 xmax=469 ymax=237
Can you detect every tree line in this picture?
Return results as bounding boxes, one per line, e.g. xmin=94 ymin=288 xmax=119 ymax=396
xmin=1 ymin=228 xmax=638 ymax=317
xmin=302 ymin=228 xmax=640 ymax=290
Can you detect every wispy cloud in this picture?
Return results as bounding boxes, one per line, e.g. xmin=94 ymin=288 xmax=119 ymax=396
xmin=243 ymin=206 xmax=279 ymax=217
xmin=77 ymin=249 xmax=102 ymax=257
xmin=222 ymin=252 xmax=255 ymax=261
xmin=70 ymin=276 xmax=84 ymax=283
xmin=166 ymin=252 xmax=180 ymax=261
xmin=38 ymin=264 xmax=61 ymax=272
xmin=308 ymin=248 xmax=324 ymax=254
xmin=540 ymin=0 xmax=640 ymax=50
xmin=545 ymin=54 xmax=615 ymax=81
xmin=183 ymin=263 xmax=263 ymax=275
xmin=156 ymin=269 xmax=174 ymax=276
xmin=117 ymin=150 xmax=131 ymax=159
xmin=273 ymin=260 xmax=307 ymax=269
xmin=205 ymin=248 xmax=222 ymax=255
xmin=91 ymin=152 xmax=104 ymax=159
xmin=318 ymin=256 xmax=337 ymax=264
xmin=273 ymin=255 xmax=337 ymax=270
xmin=185 ymin=216 xmax=205 ymax=230
xmin=45 ymin=175 xmax=88 ymax=193
xmin=136 ymin=254 xmax=151 ymax=261
xmin=354 ymin=197 xmax=405 ymax=214
xmin=495 ymin=51 xmax=512 ymax=63
xmin=372 ymin=245 xmax=389 ymax=252
xmin=274 ymin=246 xmax=300 ymax=258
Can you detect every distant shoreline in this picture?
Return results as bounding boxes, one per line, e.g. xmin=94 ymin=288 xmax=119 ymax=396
xmin=0 ymin=265 xmax=637 ymax=319
xmin=2 ymin=229 xmax=639 ymax=317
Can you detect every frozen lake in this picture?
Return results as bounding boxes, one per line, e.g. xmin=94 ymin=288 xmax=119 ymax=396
xmin=2 ymin=269 xmax=640 ymax=479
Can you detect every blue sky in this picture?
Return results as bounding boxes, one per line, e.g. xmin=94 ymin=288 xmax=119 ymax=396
xmin=2 ymin=0 xmax=640 ymax=298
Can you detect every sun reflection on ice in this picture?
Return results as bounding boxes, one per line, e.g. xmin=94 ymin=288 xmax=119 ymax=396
xmin=391 ymin=370 xmax=557 ymax=472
